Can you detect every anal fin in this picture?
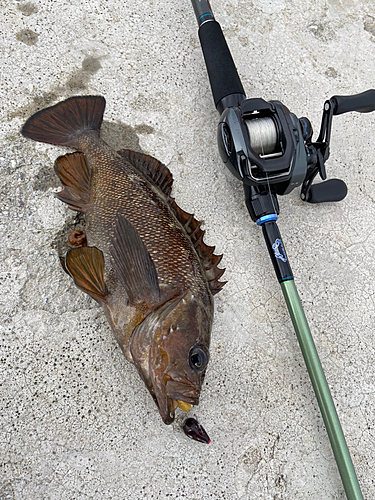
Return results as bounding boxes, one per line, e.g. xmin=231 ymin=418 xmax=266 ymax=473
xmin=65 ymin=247 xmax=107 ymax=302
xmin=54 ymin=152 xmax=91 ymax=212
xmin=109 ymin=213 xmax=160 ymax=305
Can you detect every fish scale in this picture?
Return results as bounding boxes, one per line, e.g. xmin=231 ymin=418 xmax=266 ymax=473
xmin=84 ymin=136 xmax=205 ymax=295
xmin=21 ymin=95 xmax=225 ymax=424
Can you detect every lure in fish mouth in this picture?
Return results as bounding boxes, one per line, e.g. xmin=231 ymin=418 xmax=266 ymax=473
xmin=21 ymin=95 xmax=226 ymax=425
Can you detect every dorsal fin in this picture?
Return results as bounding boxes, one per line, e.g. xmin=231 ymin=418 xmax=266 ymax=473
xmin=169 ymin=198 xmax=226 ymax=296
xmin=65 ymin=246 xmax=108 ymax=302
xmin=54 ymin=152 xmax=91 ymax=212
xmin=117 ymin=149 xmax=173 ymax=197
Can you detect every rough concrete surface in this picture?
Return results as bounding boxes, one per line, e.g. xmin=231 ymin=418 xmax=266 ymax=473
xmin=1 ymin=0 xmax=375 ymax=499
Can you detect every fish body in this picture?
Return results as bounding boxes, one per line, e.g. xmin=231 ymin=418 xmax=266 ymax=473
xmin=22 ymin=96 xmax=225 ymax=424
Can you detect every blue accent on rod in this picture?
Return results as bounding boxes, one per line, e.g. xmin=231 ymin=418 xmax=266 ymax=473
xmin=279 ymin=276 xmax=294 ymax=282
xmin=199 ymin=13 xmax=213 ymax=19
xmin=256 ymin=214 xmax=278 ymax=226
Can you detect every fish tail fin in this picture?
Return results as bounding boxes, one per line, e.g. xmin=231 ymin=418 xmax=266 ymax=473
xmin=21 ymin=96 xmax=106 ymax=148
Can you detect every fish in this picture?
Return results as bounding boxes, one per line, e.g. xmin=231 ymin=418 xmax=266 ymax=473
xmin=21 ymin=96 xmax=225 ymax=425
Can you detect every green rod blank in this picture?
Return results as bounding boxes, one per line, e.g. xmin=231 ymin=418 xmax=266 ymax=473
xmin=280 ymin=279 xmax=363 ymax=500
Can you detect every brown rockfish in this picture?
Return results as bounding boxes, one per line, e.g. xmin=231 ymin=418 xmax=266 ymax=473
xmin=21 ymin=96 xmax=225 ymax=424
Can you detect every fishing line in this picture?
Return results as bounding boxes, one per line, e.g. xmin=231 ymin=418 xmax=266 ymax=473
xmin=266 ymin=173 xmax=278 ymax=216
xmin=246 ymin=117 xmax=278 ymax=156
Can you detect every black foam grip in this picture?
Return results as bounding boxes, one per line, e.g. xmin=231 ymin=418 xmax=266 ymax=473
xmin=307 ymin=179 xmax=347 ymax=204
xmin=332 ymin=89 xmax=375 ymax=115
xmin=198 ymin=21 xmax=245 ymax=109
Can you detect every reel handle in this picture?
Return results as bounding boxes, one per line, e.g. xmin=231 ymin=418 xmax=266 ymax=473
xmin=332 ymin=89 xmax=375 ymax=115
xmin=306 ymin=179 xmax=348 ymax=204
xmin=196 ymin=13 xmax=245 ymax=112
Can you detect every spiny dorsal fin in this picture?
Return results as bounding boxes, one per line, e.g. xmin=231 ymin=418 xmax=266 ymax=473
xmin=117 ymin=149 xmax=173 ymax=197
xmin=109 ymin=213 xmax=160 ymax=305
xmin=169 ymin=198 xmax=226 ymax=296
xmin=21 ymin=95 xmax=105 ymax=148
xmin=65 ymin=246 xmax=107 ymax=302
xmin=54 ymin=152 xmax=91 ymax=212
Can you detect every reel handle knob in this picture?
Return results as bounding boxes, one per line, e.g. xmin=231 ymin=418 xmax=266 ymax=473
xmin=332 ymin=89 xmax=375 ymax=115
xmin=305 ymin=178 xmax=347 ymax=203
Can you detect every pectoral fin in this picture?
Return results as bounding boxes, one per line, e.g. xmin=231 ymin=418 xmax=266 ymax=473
xmin=65 ymin=246 xmax=107 ymax=302
xmin=109 ymin=213 xmax=160 ymax=304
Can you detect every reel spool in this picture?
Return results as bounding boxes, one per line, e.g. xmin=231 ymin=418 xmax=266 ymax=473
xmin=245 ymin=116 xmax=279 ymax=157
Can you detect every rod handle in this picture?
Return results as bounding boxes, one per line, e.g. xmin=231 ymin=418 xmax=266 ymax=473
xmin=198 ymin=20 xmax=245 ymax=112
xmin=332 ymin=89 xmax=375 ymax=115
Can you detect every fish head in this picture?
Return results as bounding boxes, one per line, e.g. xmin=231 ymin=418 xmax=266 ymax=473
xmin=130 ymin=289 xmax=212 ymax=424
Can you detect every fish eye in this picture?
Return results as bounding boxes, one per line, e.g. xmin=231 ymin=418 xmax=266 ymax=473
xmin=189 ymin=345 xmax=209 ymax=371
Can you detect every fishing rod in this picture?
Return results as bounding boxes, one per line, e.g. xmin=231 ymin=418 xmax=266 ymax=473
xmin=190 ymin=1 xmax=375 ymax=498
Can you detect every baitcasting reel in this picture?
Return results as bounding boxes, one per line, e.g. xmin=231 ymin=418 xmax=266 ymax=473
xmin=192 ymin=1 xmax=375 ymax=205
xmin=217 ymin=90 xmax=375 ymax=201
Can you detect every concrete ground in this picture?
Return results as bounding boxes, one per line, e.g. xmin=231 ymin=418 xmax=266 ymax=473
xmin=1 ymin=0 xmax=375 ymax=498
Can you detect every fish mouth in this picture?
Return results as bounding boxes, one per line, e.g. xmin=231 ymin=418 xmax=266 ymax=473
xmin=155 ymin=375 xmax=201 ymax=424
xmin=166 ymin=379 xmax=200 ymax=405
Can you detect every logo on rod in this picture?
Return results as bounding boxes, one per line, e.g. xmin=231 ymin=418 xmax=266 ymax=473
xmin=272 ymin=238 xmax=288 ymax=263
